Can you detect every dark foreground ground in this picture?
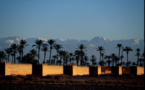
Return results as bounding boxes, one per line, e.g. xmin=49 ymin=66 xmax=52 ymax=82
xmin=0 ymin=74 xmax=144 ymax=90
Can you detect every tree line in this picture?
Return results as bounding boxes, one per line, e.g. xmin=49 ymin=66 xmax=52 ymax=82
xmin=0 ymin=39 xmax=144 ymax=66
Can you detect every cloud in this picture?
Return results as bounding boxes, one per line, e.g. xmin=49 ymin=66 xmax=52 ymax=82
xmin=132 ymin=39 xmax=140 ymax=45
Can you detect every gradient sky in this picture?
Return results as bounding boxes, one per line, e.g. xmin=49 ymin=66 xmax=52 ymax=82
xmin=0 ymin=0 xmax=144 ymax=40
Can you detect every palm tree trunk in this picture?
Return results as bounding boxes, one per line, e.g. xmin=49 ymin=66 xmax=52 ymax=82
xmin=22 ymin=49 xmax=24 ymax=61
xmin=43 ymin=52 xmax=46 ymax=63
xmin=14 ymin=54 xmax=16 ymax=63
xmin=8 ymin=54 xmax=10 ymax=62
xmin=118 ymin=48 xmax=120 ymax=64
xmin=127 ymin=53 xmax=128 ymax=66
xmin=38 ymin=47 xmax=40 ymax=63
xmin=100 ymin=51 xmax=101 ymax=62
xmin=137 ymin=55 xmax=139 ymax=66
xmin=49 ymin=49 xmax=52 ymax=64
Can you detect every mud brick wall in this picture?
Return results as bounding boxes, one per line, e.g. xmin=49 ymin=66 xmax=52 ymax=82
xmin=73 ymin=65 xmax=89 ymax=76
xmin=42 ymin=64 xmax=63 ymax=76
xmin=130 ymin=66 xmax=144 ymax=75
xmin=5 ymin=63 xmax=32 ymax=76
xmin=122 ymin=67 xmax=130 ymax=75
xmin=111 ymin=66 xmax=122 ymax=75
xmin=89 ymin=66 xmax=101 ymax=76
xmin=64 ymin=65 xmax=89 ymax=76
xmin=136 ymin=66 xmax=144 ymax=75
xmin=101 ymin=66 xmax=111 ymax=74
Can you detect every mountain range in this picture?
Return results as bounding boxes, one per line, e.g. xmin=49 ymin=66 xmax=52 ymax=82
xmin=0 ymin=36 xmax=144 ymax=63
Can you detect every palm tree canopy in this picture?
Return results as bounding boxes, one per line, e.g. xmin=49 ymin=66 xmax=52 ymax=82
xmin=10 ymin=44 xmax=18 ymax=53
xmin=136 ymin=48 xmax=140 ymax=52
xmin=48 ymin=39 xmax=55 ymax=46
xmin=41 ymin=44 xmax=48 ymax=52
xmin=77 ymin=44 xmax=86 ymax=51
xmin=54 ymin=44 xmax=62 ymax=52
xmin=30 ymin=49 xmax=37 ymax=57
xmin=123 ymin=46 xmax=133 ymax=53
xmin=117 ymin=44 xmax=122 ymax=48
xmin=0 ymin=51 xmax=6 ymax=59
xmin=96 ymin=46 xmax=105 ymax=52
xmin=33 ymin=39 xmax=44 ymax=48
xmin=5 ymin=48 xmax=12 ymax=55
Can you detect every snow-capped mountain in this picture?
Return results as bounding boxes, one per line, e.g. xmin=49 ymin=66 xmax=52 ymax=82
xmin=0 ymin=36 xmax=144 ymax=63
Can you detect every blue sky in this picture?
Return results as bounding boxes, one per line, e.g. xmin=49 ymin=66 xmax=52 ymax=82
xmin=0 ymin=0 xmax=144 ymax=40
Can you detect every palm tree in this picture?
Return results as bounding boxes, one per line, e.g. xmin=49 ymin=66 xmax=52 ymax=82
xmin=0 ymin=51 xmax=6 ymax=62
xmin=105 ymin=55 xmax=111 ymax=66
xmin=62 ymin=51 xmax=69 ymax=65
xmin=10 ymin=44 xmax=18 ymax=63
xmin=74 ymin=50 xmax=80 ymax=65
xmin=77 ymin=44 xmax=86 ymax=65
xmin=5 ymin=48 xmax=12 ymax=62
xmin=69 ymin=53 xmax=73 ymax=64
xmin=32 ymin=39 xmax=43 ymax=63
xmin=111 ymin=53 xmax=116 ymax=66
xmin=123 ymin=46 xmax=133 ymax=66
xmin=53 ymin=44 xmax=62 ymax=64
xmin=41 ymin=44 xmax=48 ymax=63
xmin=96 ymin=46 xmax=105 ymax=62
xmin=17 ymin=45 xmax=23 ymax=63
xmin=136 ymin=48 xmax=140 ymax=66
xmin=48 ymin=39 xmax=55 ymax=64
xmin=30 ymin=49 xmax=37 ymax=60
xmin=52 ymin=55 xmax=57 ymax=64
xmin=20 ymin=39 xmax=28 ymax=60
xmin=59 ymin=50 xmax=68 ymax=65
xmin=84 ymin=56 xmax=88 ymax=66
xmin=120 ymin=55 xmax=124 ymax=65
xmin=117 ymin=44 xmax=122 ymax=64
xmin=90 ymin=55 xmax=96 ymax=65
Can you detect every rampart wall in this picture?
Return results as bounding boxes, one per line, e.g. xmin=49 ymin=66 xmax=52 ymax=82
xmin=0 ymin=63 xmax=144 ymax=76
xmin=0 ymin=62 xmax=32 ymax=76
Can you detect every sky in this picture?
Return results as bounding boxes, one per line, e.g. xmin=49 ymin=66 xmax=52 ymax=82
xmin=0 ymin=0 xmax=144 ymax=40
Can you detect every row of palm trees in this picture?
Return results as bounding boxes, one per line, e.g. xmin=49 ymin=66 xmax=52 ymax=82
xmin=0 ymin=39 xmax=144 ymax=66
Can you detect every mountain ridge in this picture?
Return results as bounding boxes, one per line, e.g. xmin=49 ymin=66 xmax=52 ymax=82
xmin=0 ymin=36 xmax=144 ymax=63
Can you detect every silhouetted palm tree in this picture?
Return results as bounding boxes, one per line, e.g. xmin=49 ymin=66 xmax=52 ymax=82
xmin=111 ymin=53 xmax=116 ymax=66
xmin=69 ymin=53 xmax=73 ymax=64
xmin=62 ymin=51 xmax=69 ymax=65
xmin=74 ymin=50 xmax=80 ymax=65
xmin=32 ymin=39 xmax=43 ymax=63
xmin=84 ymin=56 xmax=88 ymax=65
xmin=5 ymin=48 xmax=12 ymax=62
xmin=41 ymin=44 xmax=48 ymax=63
xmin=52 ymin=55 xmax=57 ymax=64
xmin=30 ymin=49 xmax=37 ymax=60
xmin=20 ymin=39 xmax=28 ymax=60
xmin=48 ymin=39 xmax=55 ymax=64
xmin=54 ymin=44 xmax=62 ymax=64
xmin=96 ymin=46 xmax=105 ymax=62
xmin=117 ymin=44 xmax=122 ymax=64
xmin=77 ymin=44 xmax=86 ymax=65
xmin=123 ymin=46 xmax=133 ymax=66
xmin=10 ymin=44 xmax=18 ymax=63
xmin=120 ymin=55 xmax=124 ymax=65
xmin=17 ymin=45 xmax=23 ymax=62
xmin=90 ymin=55 xmax=96 ymax=65
xmin=105 ymin=55 xmax=111 ymax=66
xmin=59 ymin=50 xmax=68 ymax=65
xmin=0 ymin=51 xmax=6 ymax=62
xmin=136 ymin=48 xmax=140 ymax=66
